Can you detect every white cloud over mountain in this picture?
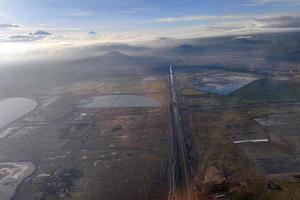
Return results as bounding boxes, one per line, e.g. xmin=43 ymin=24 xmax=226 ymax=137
xmin=1 ymin=12 xmax=300 ymax=61
xmin=1 ymin=13 xmax=300 ymax=45
xmin=30 ymin=31 xmax=53 ymax=36
xmin=0 ymin=30 xmax=54 ymax=42
xmin=257 ymin=15 xmax=300 ymax=28
xmin=0 ymin=24 xmax=20 ymax=29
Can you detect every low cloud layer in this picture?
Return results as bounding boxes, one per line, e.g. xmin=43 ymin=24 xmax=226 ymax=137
xmin=153 ymin=15 xmax=248 ymax=23
xmin=5 ymin=35 xmax=43 ymax=42
xmin=257 ymin=15 xmax=300 ymax=28
xmin=0 ymin=30 xmax=54 ymax=43
xmin=1 ymin=12 xmax=300 ymax=61
xmin=152 ymin=13 xmax=300 ymax=36
xmin=0 ymin=24 xmax=20 ymax=29
xmin=65 ymin=11 xmax=94 ymax=17
xmin=2 ymin=13 xmax=300 ymax=45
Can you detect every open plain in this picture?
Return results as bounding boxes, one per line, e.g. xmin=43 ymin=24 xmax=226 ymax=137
xmin=0 ymin=75 xmax=169 ymax=200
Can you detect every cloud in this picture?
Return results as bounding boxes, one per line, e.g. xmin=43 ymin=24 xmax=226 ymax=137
xmin=30 ymin=31 xmax=53 ymax=36
xmin=150 ymin=13 xmax=300 ymax=38
xmin=234 ymin=35 xmax=254 ymax=40
xmin=257 ymin=15 xmax=300 ymax=28
xmin=66 ymin=11 xmax=94 ymax=17
xmin=0 ymin=30 xmax=54 ymax=43
xmin=0 ymin=35 xmax=44 ymax=43
xmin=87 ymin=31 xmax=101 ymax=39
xmin=200 ymin=14 xmax=300 ymax=35
xmin=1 ymin=13 xmax=300 ymax=57
xmin=88 ymin=31 xmax=99 ymax=35
xmin=152 ymin=15 xmax=246 ymax=23
xmin=5 ymin=35 xmax=43 ymax=42
xmin=0 ymin=24 xmax=20 ymax=29
xmin=153 ymin=15 xmax=217 ymax=23
xmin=248 ymin=0 xmax=300 ymax=5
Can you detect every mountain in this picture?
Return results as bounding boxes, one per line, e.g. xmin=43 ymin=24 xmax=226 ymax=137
xmin=73 ymin=51 xmax=165 ymax=66
xmin=170 ymin=37 xmax=272 ymax=55
xmin=172 ymin=44 xmax=204 ymax=54
xmin=88 ymin=31 xmax=98 ymax=35
xmin=99 ymin=44 xmax=150 ymax=52
xmin=30 ymin=31 xmax=53 ymax=36
xmin=0 ymin=24 xmax=20 ymax=28
xmin=87 ymin=31 xmax=99 ymax=37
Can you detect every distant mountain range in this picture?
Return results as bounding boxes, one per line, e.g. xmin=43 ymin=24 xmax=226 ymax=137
xmin=81 ymin=51 xmax=176 ymax=67
xmin=170 ymin=37 xmax=272 ymax=55
xmin=30 ymin=31 xmax=53 ymax=36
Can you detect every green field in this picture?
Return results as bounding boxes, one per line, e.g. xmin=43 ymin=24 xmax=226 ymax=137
xmin=224 ymin=78 xmax=300 ymax=104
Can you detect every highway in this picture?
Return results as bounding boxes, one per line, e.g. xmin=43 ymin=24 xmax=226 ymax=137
xmin=169 ymin=65 xmax=194 ymax=200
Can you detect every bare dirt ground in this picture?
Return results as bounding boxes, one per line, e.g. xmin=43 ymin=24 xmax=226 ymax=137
xmin=174 ymin=69 xmax=300 ymax=199
xmin=0 ymin=75 xmax=169 ymax=200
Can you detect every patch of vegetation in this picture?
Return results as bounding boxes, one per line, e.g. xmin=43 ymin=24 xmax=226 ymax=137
xmin=271 ymin=181 xmax=300 ymax=200
xmin=111 ymin=124 xmax=122 ymax=132
xmin=36 ymin=169 xmax=82 ymax=200
xmin=224 ymin=78 xmax=300 ymax=104
xmin=230 ymin=189 xmax=273 ymax=200
xmin=180 ymin=88 xmax=207 ymax=96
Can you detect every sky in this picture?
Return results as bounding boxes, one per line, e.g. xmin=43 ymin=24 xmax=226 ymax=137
xmin=0 ymin=0 xmax=300 ymax=59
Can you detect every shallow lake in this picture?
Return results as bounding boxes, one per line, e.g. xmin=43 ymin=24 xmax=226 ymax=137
xmin=80 ymin=95 xmax=162 ymax=108
xmin=0 ymin=98 xmax=37 ymax=129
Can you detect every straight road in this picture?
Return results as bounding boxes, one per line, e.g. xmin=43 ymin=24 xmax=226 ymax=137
xmin=169 ymin=66 xmax=194 ymax=200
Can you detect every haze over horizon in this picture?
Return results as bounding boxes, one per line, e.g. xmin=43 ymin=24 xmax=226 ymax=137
xmin=1 ymin=1 xmax=300 ymax=200
xmin=1 ymin=0 xmax=300 ymax=60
